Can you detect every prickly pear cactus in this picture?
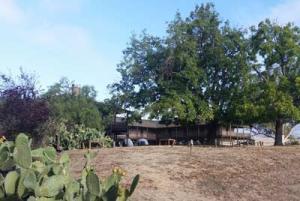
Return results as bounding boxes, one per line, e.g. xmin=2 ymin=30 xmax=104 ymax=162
xmin=43 ymin=147 xmax=57 ymax=163
xmin=17 ymin=169 xmax=27 ymax=198
xmin=4 ymin=171 xmax=19 ymax=195
xmin=86 ymin=170 xmax=100 ymax=196
xmin=0 ymin=133 xmax=140 ymax=201
xmin=23 ymin=170 xmax=37 ymax=190
xmin=0 ymin=143 xmax=15 ymax=171
xmin=13 ymin=133 xmax=32 ymax=168
xmin=35 ymin=175 xmax=68 ymax=197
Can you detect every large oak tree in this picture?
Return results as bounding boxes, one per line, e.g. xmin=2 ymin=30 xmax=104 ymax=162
xmin=110 ymin=3 xmax=250 ymax=143
xmin=248 ymin=20 xmax=300 ymax=145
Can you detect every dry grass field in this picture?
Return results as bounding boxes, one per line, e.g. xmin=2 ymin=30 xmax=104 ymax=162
xmin=69 ymin=146 xmax=300 ymax=201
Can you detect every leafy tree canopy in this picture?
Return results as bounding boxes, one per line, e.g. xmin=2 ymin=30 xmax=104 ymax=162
xmin=44 ymin=78 xmax=103 ymax=130
xmin=0 ymin=69 xmax=50 ymax=144
xmin=110 ymin=3 xmax=249 ymax=126
xmin=248 ymin=20 xmax=300 ymax=144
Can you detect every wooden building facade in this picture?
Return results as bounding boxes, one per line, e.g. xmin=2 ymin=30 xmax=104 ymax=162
xmin=107 ymin=117 xmax=251 ymax=145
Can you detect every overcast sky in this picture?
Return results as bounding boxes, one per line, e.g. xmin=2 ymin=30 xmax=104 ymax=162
xmin=0 ymin=0 xmax=299 ymax=100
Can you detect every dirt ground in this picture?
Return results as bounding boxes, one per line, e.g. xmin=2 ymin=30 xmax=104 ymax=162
xmin=69 ymin=146 xmax=300 ymax=201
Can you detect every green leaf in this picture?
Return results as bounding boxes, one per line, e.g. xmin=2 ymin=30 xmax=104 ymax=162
xmin=13 ymin=133 xmax=32 ymax=168
xmin=102 ymin=185 xmax=118 ymax=201
xmin=59 ymin=153 xmax=70 ymax=164
xmin=43 ymin=147 xmax=57 ymax=163
xmin=86 ymin=171 xmax=100 ymax=196
xmin=36 ymin=175 xmax=67 ymax=197
xmin=31 ymin=148 xmax=45 ymax=162
xmin=24 ymin=170 xmax=37 ymax=190
xmin=129 ymin=174 xmax=140 ymax=196
xmin=0 ymin=158 xmax=15 ymax=171
xmin=17 ymin=169 xmax=27 ymax=198
xmin=31 ymin=161 xmax=46 ymax=173
xmin=4 ymin=171 xmax=19 ymax=195
xmin=102 ymin=174 xmax=117 ymax=192
xmin=0 ymin=173 xmax=4 ymax=185
xmin=0 ymin=144 xmax=15 ymax=171
xmin=0 ymin=146 xmax=9 ymax=162
xmin=0 ymin=187 xmax=4 ymax=198
xmin=64 ymin=180 xmax=80 ymax=200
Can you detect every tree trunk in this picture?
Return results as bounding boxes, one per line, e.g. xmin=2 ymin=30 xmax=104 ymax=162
xmin=275 ymin=119 xmax=283 ymax=146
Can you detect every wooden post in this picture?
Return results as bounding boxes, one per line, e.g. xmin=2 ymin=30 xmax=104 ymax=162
xmin=197 ymin=125 xmax=199 ymax=141
xmin=147 ymin=127 xmax=149 ymax=140
xmin=229 ymin=123 xmax=233 ymax=147
xmin=226 ymin=125 xmax=229 ymax=147
xmin=189 ymin=139 xmax=193 ymax=156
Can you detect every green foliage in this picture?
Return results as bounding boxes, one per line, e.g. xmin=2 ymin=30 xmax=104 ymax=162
xmin=96 ymin=97 xmax=125 ymax=128
xmin=0 ymin=134 xmax=139 ymax=200
xmin=110 ymin=3 xmax=249 ymax=125
xmin=245 ymin=19 xmax=300 ymax=144
xmin=13 ymin=134 xmax=32 ymax=168
xmin=86 ymin=171 xmax=100 ymax=196
xmin=4 ymin=171 xmax=19 ymax=195
xmin=97 ymin=134 xmax=114 ymax=148
xmin=44 ymin=78 xmax=103 ymax=131
xmin=0 ymin=70 xmax=50 ymax=145
xmin=51 ymin=122 xmax=113 ymax=150
xmin=110 ymin=3 xmax=300 ymax=146
xmin=287 ymin=135 xmax=300 ymax=145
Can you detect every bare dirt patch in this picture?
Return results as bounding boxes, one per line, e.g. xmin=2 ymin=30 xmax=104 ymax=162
xmin=68 ymin=146 xmax=300 ymax=201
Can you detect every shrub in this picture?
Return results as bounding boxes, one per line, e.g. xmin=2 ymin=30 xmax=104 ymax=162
xmin=97 ymin=134 xmax=114 ymax=148
xmin=52 ymin=124 xmax=113 ymax=150
xmin=291 ymin=140 xmax=300 ymax=145
xmin=0 ymin=134 xmax=139 ymax=200
xmin=44 ymin=78 xmax=104 ymax=131
xmin=287 ymin=136 xmax=300 ymax=145
xmin=44 ymin=122 xmax=112 ymax=150
xmin=0 ymin=71 xmax=50 ymax=145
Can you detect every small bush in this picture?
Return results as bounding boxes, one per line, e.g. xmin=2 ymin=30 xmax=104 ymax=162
xmin=46 ymin=122 xmax=113 ymax=150
xmin=290 ymin=140 xmax=300 ymax=145
xmin=96 ymin=134 xmax=114 ymax=148
xmin=286 ymin=136 xmax=300 ymax=145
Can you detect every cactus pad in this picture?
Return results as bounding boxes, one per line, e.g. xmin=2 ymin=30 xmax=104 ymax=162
xmin=4 ymin=171 xmax=19 ymax=195
xmin=13 ymin=133 xmax=32 ymax=168
xmin=86 ymin=171 xmax=100 ymax=196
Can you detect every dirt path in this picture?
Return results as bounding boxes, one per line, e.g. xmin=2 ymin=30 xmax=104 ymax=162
xmin=69 ymin=146 xmax=300 ymax=201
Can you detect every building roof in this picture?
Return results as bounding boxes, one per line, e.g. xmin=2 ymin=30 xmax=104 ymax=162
xmin=130 ymin=119 xmax=180 ymax=129
xmin=114 ymin=117 xmax=207 ymax=129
